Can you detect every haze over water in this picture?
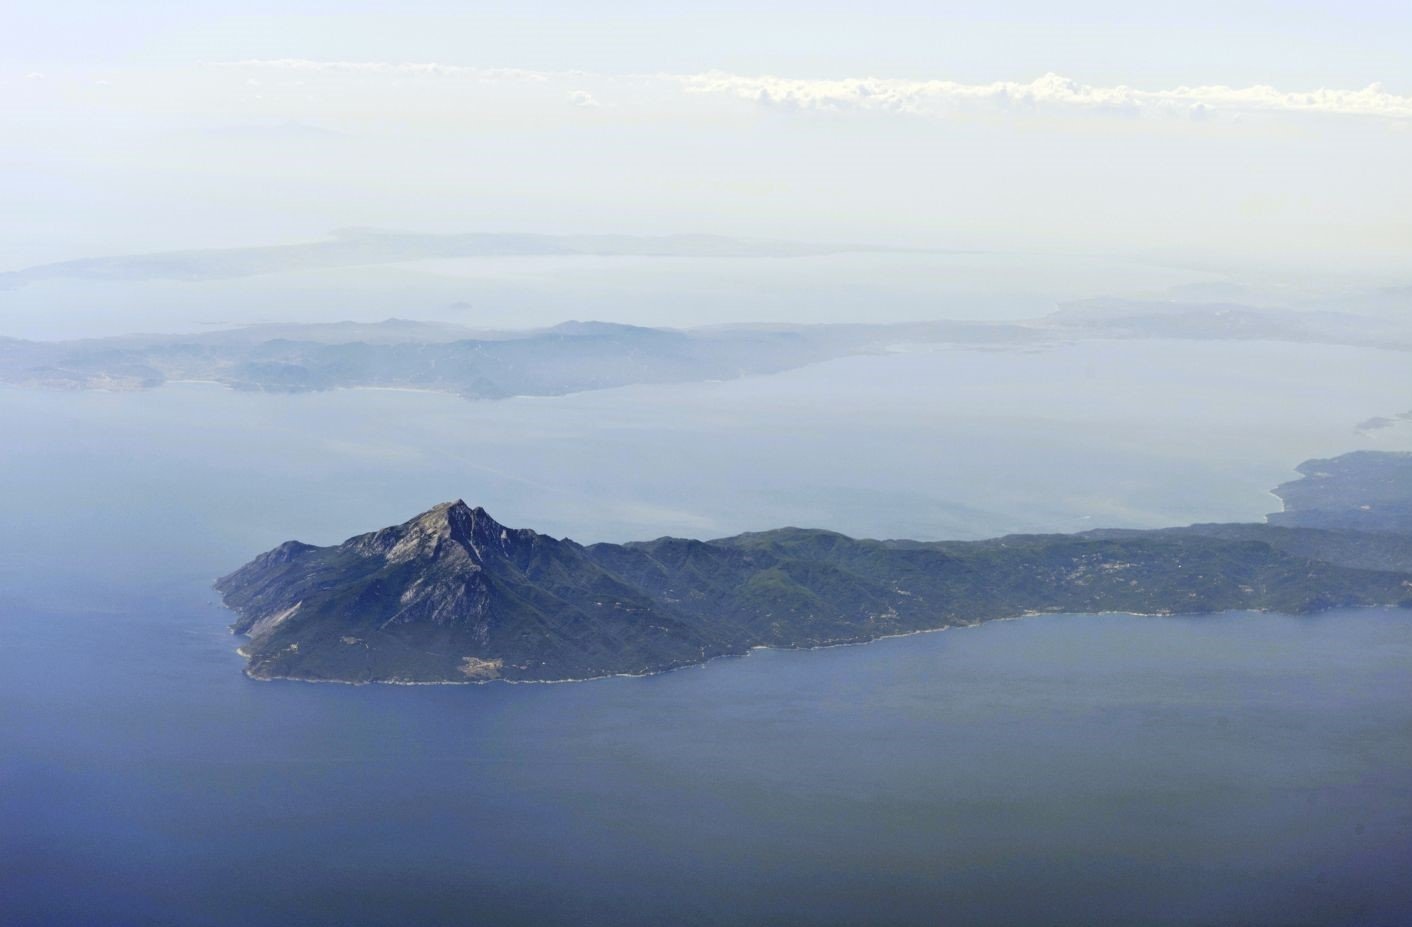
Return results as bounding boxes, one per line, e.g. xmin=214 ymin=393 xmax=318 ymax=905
xmin=2 ymin=358 xmax=1410 ymax=925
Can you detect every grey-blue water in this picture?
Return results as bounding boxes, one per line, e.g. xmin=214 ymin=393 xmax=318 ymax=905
xmin=2 ymin=371 xmax=1411 ymax=926
xmin=6 ymin=594 xmax=1412 ymax=926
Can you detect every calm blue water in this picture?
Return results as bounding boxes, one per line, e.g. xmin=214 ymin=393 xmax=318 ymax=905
xmin=2 ymin=381 xmax=1412 ymax=926
xmin=5 ymin=595 xmax=1411 ymax=926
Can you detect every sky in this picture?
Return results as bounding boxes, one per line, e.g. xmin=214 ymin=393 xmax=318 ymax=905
xmin=4 ymin=1 xmax=1412 ymax=276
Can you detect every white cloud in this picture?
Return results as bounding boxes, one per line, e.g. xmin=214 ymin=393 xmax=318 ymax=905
xmin=676 ymin=71 xmax=1412 ymax=121
xmin=224 ymin=60 xmax=1412 ymax=122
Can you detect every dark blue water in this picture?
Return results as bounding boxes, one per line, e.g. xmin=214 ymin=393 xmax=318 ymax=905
xmin=5 ymin=592 xmax=1412 ymax=926
xmin=3 ymin=386 xmax=1412 ymax=926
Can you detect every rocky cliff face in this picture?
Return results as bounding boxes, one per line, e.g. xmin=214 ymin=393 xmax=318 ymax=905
xmin=216 ymin=452 xmax=1412 ymax=685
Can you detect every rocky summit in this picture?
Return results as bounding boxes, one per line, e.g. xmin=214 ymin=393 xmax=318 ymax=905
xmin=218 ymin=500 xmax=715 ymax=683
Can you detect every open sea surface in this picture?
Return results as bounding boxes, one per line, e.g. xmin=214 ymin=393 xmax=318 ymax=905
xmin=2 ymin=345 xmax=1411 ymax=926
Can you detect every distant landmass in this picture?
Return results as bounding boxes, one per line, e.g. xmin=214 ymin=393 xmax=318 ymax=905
xmin=0 ymin=228 xmax=915 ymax=289
xmin=1358 ymin=410 xmax=1412 ymax=434
xmin=0 ymin=319 xmax=921 ymax=397
xmin=1047 ymin=298 xmax=1412 ymax=352
xmin=3 ymin=300 xmax=1406 ymax=399
xmin=1267 ymin=451 xmax=1412 ymax=535
xmin=215 ymin=451 xmax=1412 ymax=686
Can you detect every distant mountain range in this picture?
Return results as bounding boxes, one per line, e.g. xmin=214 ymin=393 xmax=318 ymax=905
xmin=215 ymin=450 xmax=1412 ymax=685
xmin=3 ymin=300 xmax=1407 ymax=399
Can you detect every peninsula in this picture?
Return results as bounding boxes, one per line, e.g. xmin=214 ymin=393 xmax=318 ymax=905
xmin=216 ymin=450 xmax=1412 ymax=684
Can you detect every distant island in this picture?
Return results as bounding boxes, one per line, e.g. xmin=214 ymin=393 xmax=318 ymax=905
xmin=216 ymin=451 xmax=1412 ymax=685
xmin=3 ymin=299 xmax=1408 ymax=399
xmin=0 ymin=228 xmax=916 ymax=290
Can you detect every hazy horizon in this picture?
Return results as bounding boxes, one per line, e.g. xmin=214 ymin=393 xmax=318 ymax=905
xmin=6 ymin=1 xmax=1412 ymax=285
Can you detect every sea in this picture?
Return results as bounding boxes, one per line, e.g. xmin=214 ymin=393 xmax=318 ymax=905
xmin=2 ymin=338 xmax=1411 ymax=926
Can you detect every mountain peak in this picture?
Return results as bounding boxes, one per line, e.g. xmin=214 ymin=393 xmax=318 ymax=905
xmin=418 ymin=498 xmax=490 ymax=523
xmin=437 ymin=498 xmax=472 ymax=520
xmin=378 ymin=500 xmax=509 ymax=563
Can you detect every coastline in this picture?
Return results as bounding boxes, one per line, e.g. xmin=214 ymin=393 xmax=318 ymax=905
xmin=229 ymin=603 xmax=1384 ymax=689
